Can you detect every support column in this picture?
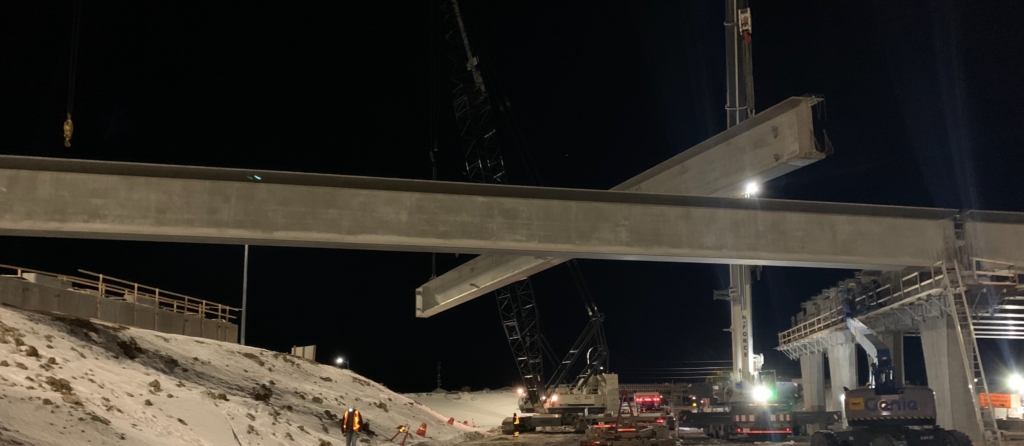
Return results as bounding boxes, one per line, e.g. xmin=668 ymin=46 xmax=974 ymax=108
xmin=920 ymin=314 xmax=982 ymax=444
xmin=827 ymin=336 xmax=857 ymax=414
xmin=879 ymin=331 xmax=905 ymax=386
xmin=801 ymin=352 xmax=826 ymax=412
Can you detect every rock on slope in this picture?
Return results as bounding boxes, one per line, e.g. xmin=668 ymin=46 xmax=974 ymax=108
xmin=0 ymin=305 xmax=480 ymax=445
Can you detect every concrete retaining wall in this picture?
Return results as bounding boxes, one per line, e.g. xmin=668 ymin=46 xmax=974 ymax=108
xmin=201 ymin=318 xmax=219 ymax=341
xmin=155 ymin=310 xmax=184 ymax=335
xmin=98 ymin=299 xmax=135 ymax=325
xmin=0 ymin=276 xmax=238 ymax=343
xmin=55 ymin=289 xmax=98 ymax=319
xmin=220 ymin=321 xmax=238 ymax=344
xmin=133 ymin=305 xmax=156 ymax=330
xmin=183 ymin=315 xmax=202 ymax=337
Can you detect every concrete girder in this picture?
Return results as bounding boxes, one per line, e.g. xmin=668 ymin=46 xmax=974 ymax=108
xmin=965 ymin=211 xmax=1024 ymax=266
xmin=0 ymin=156 xmax=963 ymax=272
xmin=416 ymin=97 xmax=829 ymax=316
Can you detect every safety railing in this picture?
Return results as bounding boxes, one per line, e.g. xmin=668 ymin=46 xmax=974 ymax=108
xmin=969 ymin=257 xmax=1019 ymax=286
xmin=778 ymin=262 xmax=951 ymax=346
xmin=0 ymin=263 xmax=239 ymax=321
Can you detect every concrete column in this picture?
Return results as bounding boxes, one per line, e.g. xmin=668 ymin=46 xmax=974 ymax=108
xmin=920 ymin=314 xmax=982 ymax=444
xmin=879 ymin=331 xmax=905 ymax=386
xmin=800 ymin=353 xmax=826 ymax=412
xmin=827 ymin=339 xmax=857 ymax=413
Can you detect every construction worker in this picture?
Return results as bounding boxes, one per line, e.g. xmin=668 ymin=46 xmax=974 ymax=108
xmin=512 ymin=412 xmax=520 ymax=435
xmin=341 ymin=407 xmax=362 ymax=446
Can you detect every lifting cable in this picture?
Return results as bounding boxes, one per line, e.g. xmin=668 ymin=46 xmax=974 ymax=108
xmin=428 ymin=0 xmax=440 ymax=279
xmin=63 ymin=0 xmax=82 ymax=148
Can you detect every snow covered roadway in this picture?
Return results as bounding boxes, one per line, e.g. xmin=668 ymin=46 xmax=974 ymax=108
xmin=403 ymin=389 xmax=520 ymax=430
xmin=0 ymin=306 xmax=482 ymax=445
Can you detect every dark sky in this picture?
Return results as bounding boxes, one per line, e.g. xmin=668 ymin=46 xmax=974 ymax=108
xmin=2 ymin=0 xmax=1023 ymax=393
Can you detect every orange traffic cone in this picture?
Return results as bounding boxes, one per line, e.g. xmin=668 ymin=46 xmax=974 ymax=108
xmin=416 ymin=423 xmax=427 ymax=437
xmin=447 ymin=417 xmax=455 ymax=425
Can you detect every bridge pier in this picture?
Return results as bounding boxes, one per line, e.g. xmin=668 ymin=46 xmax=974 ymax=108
xmin=879 ymin=330 xmax=905 ymax=386
xmin=827 ymin=336 xmax=858 ymax=414
xmin=800 ymin=352 xmax=826 ymax=412
xmin=920 ymin=314 xmax=982 ymax=443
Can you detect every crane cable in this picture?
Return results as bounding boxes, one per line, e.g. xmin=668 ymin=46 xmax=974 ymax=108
xmin=428 ymin=0 xmax=440 ymax=279
xmin=63 ymin=0 xmax=82 ymax=148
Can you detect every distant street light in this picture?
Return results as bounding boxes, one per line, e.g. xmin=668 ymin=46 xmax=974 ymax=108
xmin=335 ymin=357 xmax=346 ymax=369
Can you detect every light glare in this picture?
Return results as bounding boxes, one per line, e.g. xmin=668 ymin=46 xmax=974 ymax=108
xmin=745 ymin=182 xmax=759 ymax=196
xmin=752 ymin=385 xmax=772 ymax=403
xmin=1009 ymin=374 xmax=1024 ymax=392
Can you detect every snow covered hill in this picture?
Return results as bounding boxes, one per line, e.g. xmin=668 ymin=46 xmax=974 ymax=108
xmin=0 ymin=305 xmax=481 ymax=445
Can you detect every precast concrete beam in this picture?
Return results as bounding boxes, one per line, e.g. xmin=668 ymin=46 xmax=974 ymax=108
xmin=0 ymin=156 xmax=961 ymax=273
xmin=418 ymin=97 xmax=830 ymax=316
xmin=965 ymin=211 xmax=1024 ymax=266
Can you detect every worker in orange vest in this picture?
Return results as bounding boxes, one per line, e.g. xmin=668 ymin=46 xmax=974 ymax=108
xmin=341 ymin=408 xmax=362 ymax=446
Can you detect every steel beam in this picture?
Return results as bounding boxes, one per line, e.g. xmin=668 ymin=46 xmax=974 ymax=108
xmin=418 ymin=97 xmax=827 ymax=317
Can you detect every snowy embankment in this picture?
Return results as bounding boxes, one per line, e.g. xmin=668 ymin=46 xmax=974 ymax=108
xmin=0 ymin=305 xmax=482 ymax=445
xmin=404 ymin=389 xmax=520 ymax=430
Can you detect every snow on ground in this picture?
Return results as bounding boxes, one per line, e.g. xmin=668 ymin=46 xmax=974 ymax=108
xmin=404 ymin=389 xmax=520 ymax=430
xmin=0 ymin=305 xmax=483 ymax=445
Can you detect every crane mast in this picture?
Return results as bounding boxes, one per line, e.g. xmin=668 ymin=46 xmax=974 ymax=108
xmin=440 ymin=0 xmax=608 ymax=411
xmin=441 ymin=0 xmax=545 ymax=403
xmin=722 ymin=0 xmax=759 ymax=395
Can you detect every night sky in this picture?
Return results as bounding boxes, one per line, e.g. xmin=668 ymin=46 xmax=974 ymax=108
xmin=2 ymin=1 xmax=1023 ymax=393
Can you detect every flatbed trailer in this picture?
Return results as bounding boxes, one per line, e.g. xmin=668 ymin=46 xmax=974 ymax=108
xmin=678 ymin=403 xmax=793 ymax=441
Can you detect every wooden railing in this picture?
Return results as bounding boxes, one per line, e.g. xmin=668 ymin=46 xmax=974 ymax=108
xmin=0 ymin=264 xmax=239 ymax=321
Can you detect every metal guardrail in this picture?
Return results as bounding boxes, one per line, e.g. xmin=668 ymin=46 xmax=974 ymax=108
xmin=0 ymin=263 xmax=239 ymax=322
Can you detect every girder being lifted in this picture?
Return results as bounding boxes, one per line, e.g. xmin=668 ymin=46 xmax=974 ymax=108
xmin=417 ymin=96 xmax=828 ymax=317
